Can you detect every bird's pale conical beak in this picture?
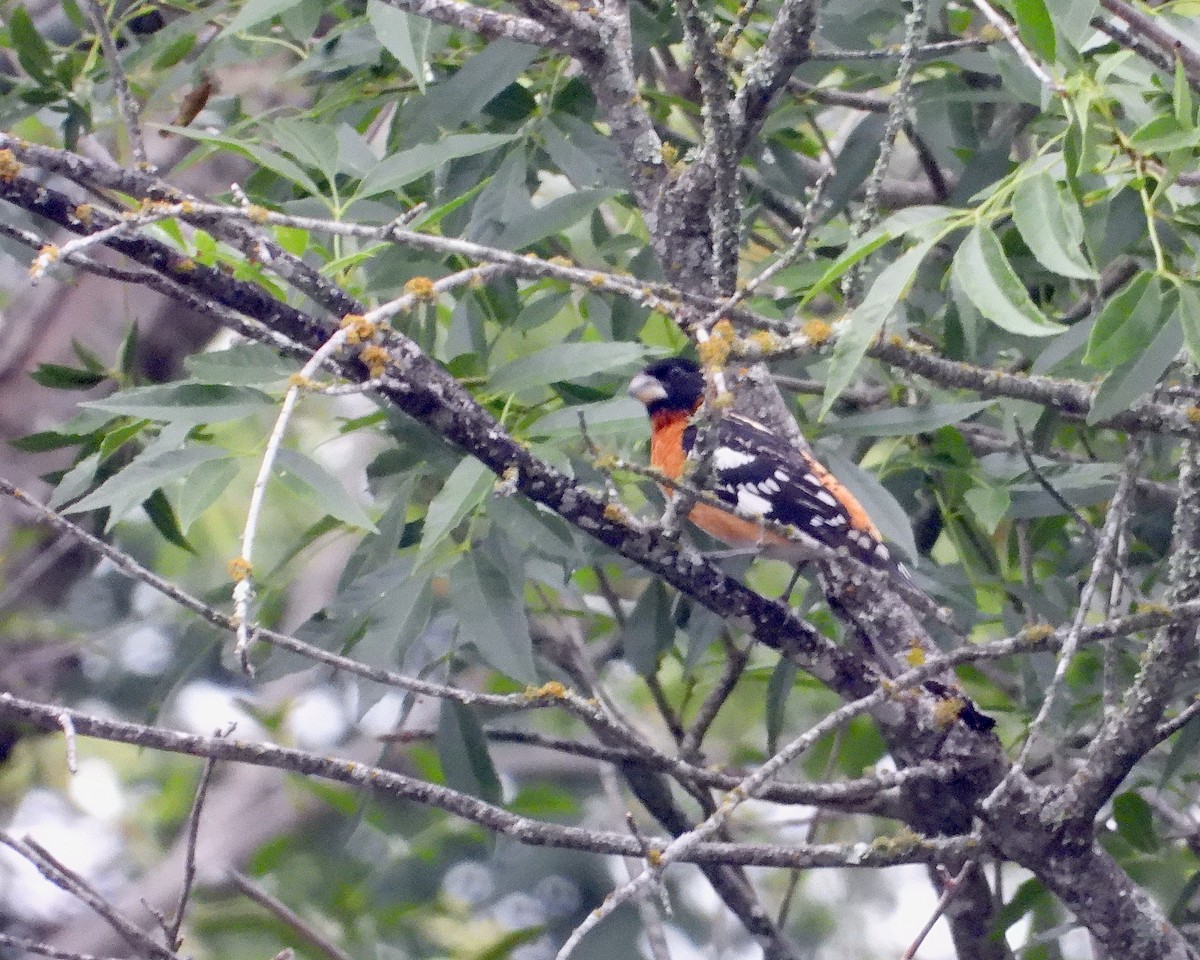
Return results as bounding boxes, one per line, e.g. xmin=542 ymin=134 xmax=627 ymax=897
xmin=628 ymin=372 xmax=667 ymax=405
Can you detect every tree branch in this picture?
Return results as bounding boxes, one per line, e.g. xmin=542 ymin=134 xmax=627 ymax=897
xmin=0 ymin=693 xmax=974 ymax=873
xmin=868 ymin=339 xmax=1200 ymax=439
xmin=378 ymin=0 xmax=566 ymax=47
xmin=1099 ymin=0 xmax=1200 ymax=85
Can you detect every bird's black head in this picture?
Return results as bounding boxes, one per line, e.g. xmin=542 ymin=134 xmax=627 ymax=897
xmin=628 ymin=357 xmax=704 ymax=417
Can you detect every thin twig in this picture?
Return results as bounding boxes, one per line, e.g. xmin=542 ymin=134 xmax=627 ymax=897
xmin=646 ymin=674 xmax=688 ymax=745
xmin=805 ymin=38 xmax=995 ymax=61
xmin=554 ymin=669 xmax=986 ymax=959
xmin=1013 ymin=423 xmax=1093 ymax=532
xmin=679 ymin=632 xmax=752 ymax=759
xmin=1103 ymin=528 xmax=1129 ymax=717
xmin=0 ymin=933 xmax=123 ymax=960
xmin=777 ymin=724 xmax=846 ymax=926
xmin=383 ymin=725 xmax=934 ymax=808
xmin=842 ymin=0 xmax=927 ymax=303
xmin=985 ymin=440 xmax=1143 ymax=811
xmin=81 ymin=0 xmax=148 ymax=167
xmin=599 ymin=769 xmax=673 ymax=960
xmin=901 ymin=862 xmax=975 ymax=959
xmin=229 ymin=872 xmax=355 ymax=960
xmin=969 ymin=0 xmax=1064 ymax=93
xmin=0 ymin=692 xmax=978 ymax=873
xmin=0 ymin=477 xmax=599 ymax=718
xmin=1013 ymin=422 xmax=1140 ymax=602
xmin=0 ymin=834 xmax=177 ymax=960
xmin=167 ymin=742 xmax=225 ymax=949
xmin=1099 ymin=0 xmax=1200 ymax=83
xmin=233 ymin=325 xmax=351 ymax=672
xmin=28 ymin=204 xmax=185 ymax=282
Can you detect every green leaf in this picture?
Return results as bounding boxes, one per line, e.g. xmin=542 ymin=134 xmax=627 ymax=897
xmin=450 ymin=551 xmax=537 ymax=682
xmin=765 ymin=659 xmax=798 ymax=754
xmin=30 ymin=363 xmax=108 ymax=389
xmin=489 ymin=342 xmax=654 ymax=394
xmin=437 ymin=700 xmax=503 ymax=805
xmin=1008 ymin=461 xmax=1119 ymax=518
xmin=1088 ymin=315 xmax=1184 ymax=425
xmin=274 ymin=449 xmax=378 ymax=532
xmin=964 ymin=485 xmax=1011 ymax=535
xmin=12 ymin=428 xmax=95 ymax=453
xmin=355 ymin=133 xmax=520 ymax=200
xmin=1130 ymin=115 xmax=1200 ymax=153
xmin=1084 ymin=272 xmax=1163 ymax=369
xmin=622 ymin=580 xmax=675 ymax=676
xmin=176 ymin=457 xmax=240 ymax=531
xmin=48 ymin=452 xmax=101 ymax=509
xmin=10 ymin=6 xmax=53 ymax=82
xmin=820 ymin=238 xmax=938 ymax=416
xmin=1112 ymin=791 xmax=1159 ymax=852
xmin=827 ymin=400 xmax=995 ymax=437
xmin=1056 ymin=0 xmax=1101 ymax=48
xmin=271 ymin=117 xmax=339 ymax=184
xmin=952 ymin=226 xmax=1065 ymax=338
xmin=994 ymin=878 xmax=1051 ymax=934
xmin=408 ymin=179 xmax=489 ymax=230
xmin=352 ymin=562 xmax=433 ymax=670
xmin=71 ymin=340 xmax=107 ymax=373
xmin=1008 ymin=0 xmax=1055 ymax=61
xmin=1177 ymin=279 xmax=1200 ymax=366
xmin=1176 ymin=60 xmax=1195 ymax=130
xmin=499 ymin=189 xmax=620 ymax=251
xmin=796 ymin=231 xmax=893 ymax=310
xmin=220 ymin=0 xmax=307 ymax=36
xmin=1012 ymin=170 xmax=1096 ymax=279
xmin=83 ymin=383 xmax=276 ymax=426
xmin=185 ymin=343 xmax=298 ymax=386
xmin=97 ymin=419 xmax=150 ymax=460
xmin=819 ymin=449 xmax=918 ymax=562
xmin=292 ymin=556 xmax=426 ymax=664
xmin=681 ymin=601 xmax=723 ymax=674
xmin=532 ymin=396 xmax=644 ymax=440
xmin=65 ymin=446 xmax=228 ymax=524
xmin=1162 ymin=710 xmax=1200 ymax=785
xmin=418 ymin=456 xmax=493 ymax=558
xmin=515 ymin=291 xmax=570 ymax=331
xmin=367 ymin=0 xmax=429 ymax=93
xmin=118 ymin=323 xmax=139 ymax=377
xmin=143 ymin=488 xmax=195 ymax=553
xmin=542 ymin=115 xmax=625 ymax=189
xmin=398 ymin=39 xmax=539 ymax=143
xmin=159 ymin=127 xmax=321 ymax=196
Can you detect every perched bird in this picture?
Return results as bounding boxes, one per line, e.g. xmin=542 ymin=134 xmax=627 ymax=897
xmin=628 ymin=356 xmax=996 ymax=733
xmin=627 ymin=356 xmax=909 ymax=580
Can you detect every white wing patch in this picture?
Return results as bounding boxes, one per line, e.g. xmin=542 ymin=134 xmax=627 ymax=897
xmin=712 ymin=447 xmax=757 ymax=470
xmin=815 ymin=489 xmax=839 ymax=508
xmin=735 ymin=487 xmax=773 ymax=516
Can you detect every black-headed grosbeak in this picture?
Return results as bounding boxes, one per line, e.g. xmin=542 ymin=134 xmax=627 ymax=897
xmin=628 ymin=357 xmax=909 ymax=581
xmin=629 ymin=357 xmax=996 ymax=733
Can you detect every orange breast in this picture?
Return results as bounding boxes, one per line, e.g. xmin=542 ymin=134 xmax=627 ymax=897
xmin=648 ymin=410 xmax=693 ymax=480
xmin=651 ymin=410 xmax=772 ymax=548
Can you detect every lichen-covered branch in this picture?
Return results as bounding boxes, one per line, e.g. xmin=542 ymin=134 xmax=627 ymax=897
xmin=379 ymin=0 xmax=565 ymax=47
